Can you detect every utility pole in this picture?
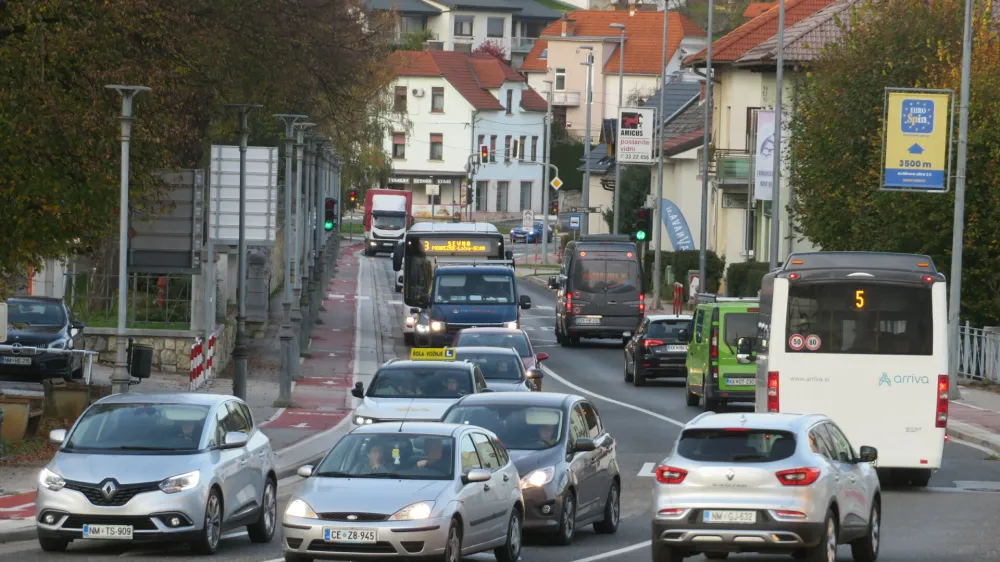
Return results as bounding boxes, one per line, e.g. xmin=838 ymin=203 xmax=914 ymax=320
xmin=541 ymin=81 xmax=554 ymax=265
xmin=292 ymin=122 xmax=314 ymax=366
xmin=768 ymin=0 xmax=786 ymax=269
xmin=581 ymin=46 xmax=594 ymax=234
xmin=947 ymin=0 xmax=974 ymax=400
xmin=225 ymin=103 xmax=262 ymax=401
xmin=698 ymin=1 xmax=714 ymax=290
xmin=611 ymin=23 xmax=626 ymax=235
xmin=652 ymin=7 xmax=669 ymax=310
xmin=105 ymin=85 xmax=150 ymax=395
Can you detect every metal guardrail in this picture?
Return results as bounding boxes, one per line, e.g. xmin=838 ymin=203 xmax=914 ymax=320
xmin=0 ymin=344 xmax=99 ymax=385
xmin=959 ymin=323 xmax=1000 ymax=383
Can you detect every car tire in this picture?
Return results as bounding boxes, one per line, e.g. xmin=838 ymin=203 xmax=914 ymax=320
xmin=38 ymin=537 xmax=70 ymax=552
xmin=800 ymin=508 xmax=837 ymax=562
xmin=443 ymin=519 xmax=462 ymax=562
xmin=403 ymin=333 xmax=415 ymax=346
xmin=624 ymin=355 xmax=633 ymax=382
xmin=494 ymin=508 xmax=522 ymax=562
xmin=247 ymin=477 xmax=277 ymax=543
xmin=190 ymin=488 xmax=223 ymax=555
xmin=71 ymin=366 xmax=84 ymax=380
xmin=704 ymin=553 xmax=729 ymax=559
xmin=651 ymin=542 xmax=684 ymax=562
xmin=284 ymin=554 xmax=313 ymax=562
xmin=850 ymin=500 xmax=880 ymax=562
xmin=552 ymin=491 xmax=576 ymax=546
xmin=685 ymin=380 xmax=700 ymax=406
xmin=908 ymin=469 xmax=932 ymax=487
xmin=593 ymin=480 xmax=620 ymax=534
xmin=569 ymin=335 xmax=580 ymax=347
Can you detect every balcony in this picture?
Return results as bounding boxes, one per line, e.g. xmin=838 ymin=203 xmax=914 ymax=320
xmin=714 ymin=149 xmax=751 ymax=185
xmin=511 ymin=36 xmax=538 ymax=53
xmin=551 ymin=90 xmax=581 ymax=107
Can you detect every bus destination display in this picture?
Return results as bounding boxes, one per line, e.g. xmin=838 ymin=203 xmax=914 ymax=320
xmin=419 ymin=237 xmax=498 ymax=256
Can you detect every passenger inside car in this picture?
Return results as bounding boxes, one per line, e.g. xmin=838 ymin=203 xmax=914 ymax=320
xmin=536 ymin=424 xmax=558 ymax=447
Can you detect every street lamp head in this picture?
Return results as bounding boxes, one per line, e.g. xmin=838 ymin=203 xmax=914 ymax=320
xmin=610 ymin=23 xmax=626 ymax=29
xmin=274 ymin=113 xmax=308 ymax=120
xmin=225 ymin=103 xmax=263 ymax=109
xmin=105 ymin=85 xmax=151 ymax=95
xmin=578 ymin=45 xmax=593 ymax=51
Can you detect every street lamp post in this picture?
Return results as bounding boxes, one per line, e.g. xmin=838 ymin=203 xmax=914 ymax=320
xmin=698 ymin=3 xmax=714 ymax=294
xmin=105 ymin=84 xmax=151 ymax=395
xmin=292 ymin=122 xmax=314 ymax=365
xmin=768 ymin=0 xmax=786 ymax=269
xmin=653 ymin=8 xmax=669 ymax=310
xmin=225 ymin=103 xmax=263 ymax=401
xmin=580 ymin=46 xmax=594 ymax=234
xmin=611 ymin=23 xmax=626 ymax=235
xmin=541 ymin=80 xmax=554 ymax=264
xmin=300 ymin=135 xmax=316 ymax=346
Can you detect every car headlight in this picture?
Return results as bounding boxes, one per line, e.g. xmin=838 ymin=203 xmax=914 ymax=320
xmin=354 ymin=415 xmax=377 ymax=425
xmin=504 ymin=321 xmax=518 ymax=329
xmin=520 ymin=467 xmax=555 ymax=489
xmin=430 ymin=321 xmax=444 ymax=332
xmin=285 ymin=498 xmax=318 ymax=519
xmin=39 ymin=468 xmax=66 ymax=491
xmin=159 ymin=470 xmax=200 ymax=494
xmin=405 ymin=316 xmax=416 ymax=327
xmin=389 ymin=501 xmax=435 ymax=521
xmin=48 ymin=339 xmax=68 ymax=349
xmin=416 ymin=324 xmax=430 ymax=333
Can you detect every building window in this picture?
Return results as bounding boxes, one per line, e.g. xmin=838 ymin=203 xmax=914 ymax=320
xmin=454 ymin=16 xmax=473 ymax=36
xmin=519 ymin=136 xmax=527 ymax=161
xmin=431 ymin=87 xmax=444 ymax=112
xmin=429 ymin=133 xmax=443 ymax=160
xmin=477 ymin=134 xmax=485 ymax=153
xmin=400 ymin=15 xmax=426 ymax=33
xmin=475 ymin=180 xmax=488 ymax=211
xmin=531 ymin=136 xmax=538 ymax=162
xmin=496 ymin=181 xmax=509 ymax=212
xmin=454 ymin=42 xmax=472 ymax=54
xmin=504 ymin=135 xmax=511 ymax=163
xmin=555 ymin=68 xmax=566 ymax=91
xmin=487 ymin=17 xmax=504 ymax=38
xmin=506 ymin=90 xmax=514 ymax=114
xmin=490 ymin=135 xmax=497 ymax=163
xmin=540 ymin=48 xmax=547 ymax=59
xmin=520 ymin=181 xmax=532 ymax=210
xmin=392 ymin=133 xmax=406 ymax=159
xmin=394 ymin=86 xmax=407 ymax=112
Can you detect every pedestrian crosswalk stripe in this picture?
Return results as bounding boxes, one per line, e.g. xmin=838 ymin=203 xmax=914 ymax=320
xmin=535 ymin=305 xmax=555 ymax=310
xmin=638 ymin=462 xmax=657 ymax=477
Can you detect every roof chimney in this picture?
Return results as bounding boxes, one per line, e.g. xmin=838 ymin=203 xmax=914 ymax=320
xmin=561 ymin=17 xmax=576 ymax=36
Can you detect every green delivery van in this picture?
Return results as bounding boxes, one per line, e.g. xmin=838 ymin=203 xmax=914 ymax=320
xmin=682 ymin=298 xmax=760 ymax=411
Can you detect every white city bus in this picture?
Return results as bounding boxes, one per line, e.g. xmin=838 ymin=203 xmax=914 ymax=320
xmin=743 ymin=252 xmax=948 ymax=486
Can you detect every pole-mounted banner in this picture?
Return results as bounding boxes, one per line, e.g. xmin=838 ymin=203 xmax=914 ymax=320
xmin=881 ymin=88 xmax=954 ymax=193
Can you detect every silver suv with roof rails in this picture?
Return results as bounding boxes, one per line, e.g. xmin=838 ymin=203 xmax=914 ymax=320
xmin=652 ymin=412 xmax=881 ymax=562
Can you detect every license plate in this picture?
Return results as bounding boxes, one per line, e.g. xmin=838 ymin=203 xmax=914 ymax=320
xmin=727 ymin=377 xmax=755 ymax=386
xmin=666 ymin=345 xmax=687 ymax=352
xmin=323 ymin=528 xmax=378 ymax=543
xmin=703 ymin=510 xmax=756 ymax=524
xmin=0 ymin=356 xmax=31 ymax=366
xmin=575 ymin=317 xmax=600 ymax=325
xmin=82 ymin=524 xmax=133 ymax=540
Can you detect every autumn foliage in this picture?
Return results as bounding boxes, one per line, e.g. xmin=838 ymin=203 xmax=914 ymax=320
xmin=472 ymin=40 xmax=508 ymax=62
xmin=788 ymin=0 xmax=1000 ymax=325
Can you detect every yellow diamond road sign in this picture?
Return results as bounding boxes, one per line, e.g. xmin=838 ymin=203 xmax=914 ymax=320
xmin=550 ymin=177 xmax=563 ymax=190
xmin=410 ymin=347 xmax=457 ymax=360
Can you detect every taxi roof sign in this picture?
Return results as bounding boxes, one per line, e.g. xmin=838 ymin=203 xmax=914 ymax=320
xmin=409 ymin=347 xmax=456 ymax=360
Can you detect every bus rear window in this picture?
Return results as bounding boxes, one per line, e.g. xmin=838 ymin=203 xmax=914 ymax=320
xmin=677 ymin=429 xmax=796 ymax=462
xmin=785 ymin=282 xmax=932 ymax=355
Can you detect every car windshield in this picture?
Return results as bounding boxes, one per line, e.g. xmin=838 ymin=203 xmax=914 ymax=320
xmin=368 ymin=367 xmax=473 ymax=398
xmin=432 ymin=274 xmax=514 ymax=304
xmin=8 ymin=301 xmax=66 ymax=326
xmin=455 ymin=333 xmax=530 ymax=357
xmin=647 ymin=320 xmax=689 ymax=341
xmin=676 ymin=429 xmax=796 ymax=463
xmin=373 ymin=214 xmax=406 ymax=230
xmin=443 ymin=405 xmax=563 ymax=450
xmin=316 ymin=433 xmax=454 ymax=480
xmin=65 ymin=403 xmax=211 ymax=452
xmin=455 ymin=352 xmax=523 ymax=381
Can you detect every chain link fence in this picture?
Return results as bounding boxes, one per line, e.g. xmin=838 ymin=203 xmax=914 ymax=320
xmin=64 ymin=272 xmax=193 ymax=330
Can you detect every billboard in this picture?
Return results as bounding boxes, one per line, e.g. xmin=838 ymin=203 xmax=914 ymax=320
xmin=616 ymin=107 xmax=656 ymax=164
xmin=881 ymin=89 xmax=953 ymax=192
xmin=754 ymin=110 xmax=775 ymax=200
xmin=208 ymin=145 xmax=279 ymax=244
xmin=128 ymin=169 xmax=205 ymax=274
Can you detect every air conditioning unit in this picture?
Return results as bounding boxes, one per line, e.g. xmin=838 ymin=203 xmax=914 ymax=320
xmin=412 ymin=88 xmax=425 ymax=97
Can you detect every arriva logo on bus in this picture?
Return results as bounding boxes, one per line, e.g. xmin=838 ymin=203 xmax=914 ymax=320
xmin=878 ymin=373 xmax=931 ymax=386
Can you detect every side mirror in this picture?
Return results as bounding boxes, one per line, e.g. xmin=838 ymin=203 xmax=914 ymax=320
xmin=297 ymin=465 xmax=315 ymax=478
xmin=736 ymin=337 xmax=756 ymax=364
xmin=392 ymin=251 xmax=403 ymax=272
xmin=536 ymin=352 xmax=548 ymax=362
xmin=858 ymin=446 xmax=878 ymax=463
xmin=677 ymin=328 xmax=688 ymax=342
xmin=519 ymin=295 xmax=532 ymax=309
xmin=409 ymin=307 xmax=420 ymax=315
xmin=223 ymin=431 xmax=249 ymax=449
xmin=573 ymin=438 xmax=597 ymax=452
xmin=505 ymin=250 xmax=514 ymax=260
xmin=463 ymin=468 xmax=492 ymax=484
xmin=49 ymin=429 xmax=67 ymax=445
xmin=527 ymin=369 xmax=544 ymax=379
xmin=548 ymin=276 xmax=558 ymax=289
xmin=351 ymin=382 xmax=364 ymax=399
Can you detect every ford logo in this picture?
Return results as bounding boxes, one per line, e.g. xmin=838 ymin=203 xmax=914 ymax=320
xmin=346 ymin=514 xmax=358 ymax=521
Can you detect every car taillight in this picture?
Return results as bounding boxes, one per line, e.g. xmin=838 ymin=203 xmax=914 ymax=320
xmin=565 ymin=292 xmax=572 ymax=314
xmin=639 ymin=293 xmax=645 ymax=314
xmin=767 ymin=371 xmax=779 ymax=412
xmin=776 ymin=467 xmax=821 ymax=486
xmin=936 ymin=374 xmax=949 ymax=428
xmin=710 ymin=325 xmax=718 ymax=358
xmin=655 ymin=466 xmax=687 ymax=484
xmin=644 ymin=339 xmax=665 ymax=349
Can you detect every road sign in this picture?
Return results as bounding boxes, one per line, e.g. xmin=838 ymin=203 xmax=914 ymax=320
xmin=426 ymin=184 xmax=440 ymax=196
xmin=410 ymin=348 xmax=456 ymax=360
xmin=568 ymin=215 xmax=581 ymax=230
xmin=0 ymin=302 xmax=6 ymax=343
xmin=881 ymin=88 xmax=954 ymax=192
xmin=617 ymin=107 xmax=656 ymax=164
xmin=569 ymin=207 xmax=599 ymax=214
xmin=522 ymin=210 xmax=534 ymax=229
xmin=550 ymin=177 xmax=563 ymax=190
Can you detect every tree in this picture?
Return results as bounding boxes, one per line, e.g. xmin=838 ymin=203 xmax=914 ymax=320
xmin=788 ymin=0 xmax=1000 ymax=325
xmin=603 ymin=166 xmax=651 ymax=234
xmin=472 ymin=40 xmax=507 ymax=62
xmin=393 ymin=29 xmax=433 ymax=52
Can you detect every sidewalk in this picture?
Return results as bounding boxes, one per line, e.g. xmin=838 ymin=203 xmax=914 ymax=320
xmin=948 ymin=384 xmax=1000 ymax=455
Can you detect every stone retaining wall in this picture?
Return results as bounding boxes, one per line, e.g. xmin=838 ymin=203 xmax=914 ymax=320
xmin=82 ymin=320 xmax=236 ymax=375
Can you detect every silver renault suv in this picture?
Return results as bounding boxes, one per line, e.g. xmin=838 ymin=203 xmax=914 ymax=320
xmin=652 ymin=412 xmax=881 ymax=562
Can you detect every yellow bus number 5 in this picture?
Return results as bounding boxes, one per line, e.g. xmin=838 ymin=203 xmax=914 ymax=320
xmin=855 ymin=290 xmax=865 ymax=309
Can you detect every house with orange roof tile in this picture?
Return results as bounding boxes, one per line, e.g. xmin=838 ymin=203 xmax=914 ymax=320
xmin=384 ymin=50 xmax=549 ymax=219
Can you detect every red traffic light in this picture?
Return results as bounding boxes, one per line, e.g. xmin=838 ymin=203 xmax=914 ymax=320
xmin=325 ymin=198 xmax=335 ymax=209
xmin=636 ymin=208 xmax=650 ymax=220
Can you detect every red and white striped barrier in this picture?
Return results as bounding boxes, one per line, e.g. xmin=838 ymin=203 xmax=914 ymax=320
xmin=189 ymin=334 xmax=217 ymax=391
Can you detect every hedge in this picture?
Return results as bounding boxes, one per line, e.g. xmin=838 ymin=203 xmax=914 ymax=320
xmin=642 ymin=250 xmax=725 ymax=296
xmin=725 ymin=261 xmax=771 ymax=297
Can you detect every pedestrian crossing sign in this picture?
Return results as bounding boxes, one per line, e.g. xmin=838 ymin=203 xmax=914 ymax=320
xmin=410 ymin=348 xmax=456 ymax=360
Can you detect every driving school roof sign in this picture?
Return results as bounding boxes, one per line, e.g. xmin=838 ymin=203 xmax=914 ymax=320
xmin=881 ymin=88 xmax=954 ymax=192
xmin=410 ymin=348 xmax=456 ymax=360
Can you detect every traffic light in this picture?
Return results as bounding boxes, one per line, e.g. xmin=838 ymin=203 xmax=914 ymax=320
xmin=466 ymin=185 xmax=474 ymax=204
xmin=480 ymin=145 xmax=489 ymax=164
xmin=324 ymin=198 xmax=336 ymax=231
xmin=550 ymin=200 xmax=558 ymax=215
xmin=635 ymin=207 xmax=650 ymax=241
xmin=347 ymin=189 xmax=358 ymax=208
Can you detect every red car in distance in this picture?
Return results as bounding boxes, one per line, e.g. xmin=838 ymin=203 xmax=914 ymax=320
xmin=452 ymin=328 xmax=548 ymax=390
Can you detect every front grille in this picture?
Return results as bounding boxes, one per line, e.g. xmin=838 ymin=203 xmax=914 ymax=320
xmin=65 ymin=480 xmax=161 ymax=507
xmin=307 ymin=540 xmax=396 ymax=553
xmin=62 ymin=514 xmax=158 ymax=531
xmin=316 ymin=512 xmax=388 ymax=522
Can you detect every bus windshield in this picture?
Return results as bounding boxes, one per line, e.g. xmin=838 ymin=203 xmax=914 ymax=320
xmin=433 ymin=274 xmax=514 ymax=304
xmin=785 ymin=282 xmax=932 ymax=355
xmin=570 ymin=260 xmax=640 ymax=295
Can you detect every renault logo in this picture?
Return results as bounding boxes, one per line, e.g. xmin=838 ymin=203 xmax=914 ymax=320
xmin=10 ymin=343 xmax=21 ymax=355
xmin=726 ymin=470 xmax=735 ymax=481
xmin=346 ymin=514 xmax=358 ymax=521
xmin=100 ymin=479 xmax=119 ymax=500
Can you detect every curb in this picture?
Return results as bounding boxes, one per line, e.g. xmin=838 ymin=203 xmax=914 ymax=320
xmin=947 ymin=420 xmax=1000 ymax=456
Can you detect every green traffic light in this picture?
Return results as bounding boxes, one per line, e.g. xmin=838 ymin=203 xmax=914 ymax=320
xmin=324 ymin=221 xmax=334 ymax=231
xmin=636 ymin=230 xmax=647 ymax=241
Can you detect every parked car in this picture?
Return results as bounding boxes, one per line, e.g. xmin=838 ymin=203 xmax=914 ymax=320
xmin=651 ymin=412 xmax=881 ymax=562
xmin=624 ymin=314 xmax=692 ymax=386
xmin=510 ymin=221 xmax=552 ymax=244
xmin=0 ymin=297 xmax=85 ymax=381
xmin=36 ymin=393 xmax=277 ymax=554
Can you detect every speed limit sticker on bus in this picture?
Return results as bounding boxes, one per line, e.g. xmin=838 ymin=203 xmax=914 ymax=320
xmin=805 ymin=334 xmax=822 ymax=351
xmin=788 ymin=334 xmax=805 ymax=351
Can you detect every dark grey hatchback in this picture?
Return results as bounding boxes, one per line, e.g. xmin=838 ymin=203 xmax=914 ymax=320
xmin=441 ymin=392 xmax=620 ymax=545
xmin=0 ymin=297 xmax=85 ymax=381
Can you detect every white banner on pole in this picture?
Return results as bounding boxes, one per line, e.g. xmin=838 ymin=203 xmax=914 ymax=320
xmin=616 ymin=107 xmax=656 ymax=164
xmin=754 ymin=110 xmax=775 ymax=201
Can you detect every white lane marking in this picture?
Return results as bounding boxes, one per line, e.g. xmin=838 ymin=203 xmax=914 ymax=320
xmin=952 ymin=400 xmax=988 ymax=411
xmin=948 ymin=436 xmax=998 ymax=456
xmin=638 ymin=462 xmax=657 ymax=477
xmin=328 ymin=294 xmax=345 ymax=299
xmin=266 ymin=408 xmax=286 ymax=423
xmin=221 ymin=530 xmax=248 ymax=540
xmin=534 ymin=305 xmax=555 ymax=310
xmin=571 ymin=541 xmax=651 ymax=562
xmin=539 ymin=364 xmax=684 ymax=428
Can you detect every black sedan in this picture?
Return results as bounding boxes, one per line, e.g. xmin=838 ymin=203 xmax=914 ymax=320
xmin=442 ymin=392 xmax=620 ymax=545
xmin=623 ymin=314 xmax=692 ymax=386
xmin=0 ymin=297 xmax=85 ymax=381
